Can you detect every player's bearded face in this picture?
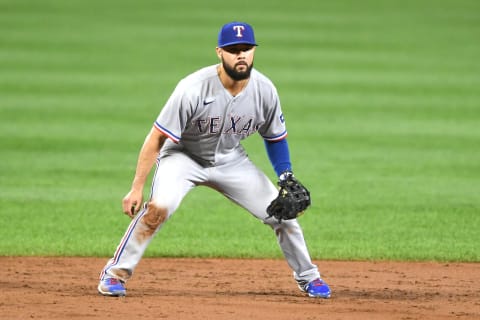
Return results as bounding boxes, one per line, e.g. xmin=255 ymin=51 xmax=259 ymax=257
xmin=222 ymin=58 xmax=253 ymax=81
xmin=219 ymin=45 xmax=255 ymax=81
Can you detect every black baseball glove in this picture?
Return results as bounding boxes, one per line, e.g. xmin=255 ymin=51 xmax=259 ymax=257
xmin=267 ymin=171 xmax=311 ymax=222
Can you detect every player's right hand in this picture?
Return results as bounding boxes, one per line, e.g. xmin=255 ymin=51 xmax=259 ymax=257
xmin=122 ymin=189 xmax=143 ymax=219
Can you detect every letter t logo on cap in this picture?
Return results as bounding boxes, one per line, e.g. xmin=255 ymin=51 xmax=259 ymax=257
xmin=233 ymin=25 xmax=245 ymax=38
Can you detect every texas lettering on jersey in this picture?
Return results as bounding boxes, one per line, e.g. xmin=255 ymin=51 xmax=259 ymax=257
xmin=192 ymin=115 xmax=260 ymax=136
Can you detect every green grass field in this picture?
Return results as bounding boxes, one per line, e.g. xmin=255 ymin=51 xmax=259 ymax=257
xmin=1 ymin=0 xmax=479 ymax=261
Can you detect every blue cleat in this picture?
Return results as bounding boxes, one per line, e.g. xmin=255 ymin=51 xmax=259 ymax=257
xmin=299 ymin=278 xmax=331 ymax=298
xmin=98 ymin=278 xmax=126 ymax=297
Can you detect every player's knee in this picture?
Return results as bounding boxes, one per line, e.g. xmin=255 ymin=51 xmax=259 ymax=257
xmin=264 ymin=216 xmax=297 ymax=227
xmin=266 ymin=218 xmax=301 ymax=235
xmin=141 ymin=202 xmax=169 ymax=231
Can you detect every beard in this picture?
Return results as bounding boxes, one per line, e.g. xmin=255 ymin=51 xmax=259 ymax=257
xmin=222 ymin=59 xmax=253 ymax=81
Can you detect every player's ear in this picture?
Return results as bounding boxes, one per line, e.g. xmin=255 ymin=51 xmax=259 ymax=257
xmin=215 ymin=47 xmax=222 ymax=60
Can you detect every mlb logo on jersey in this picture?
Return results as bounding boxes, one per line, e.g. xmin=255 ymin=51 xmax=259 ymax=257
xmin=218 ymin=21 xmax=258 ymax=48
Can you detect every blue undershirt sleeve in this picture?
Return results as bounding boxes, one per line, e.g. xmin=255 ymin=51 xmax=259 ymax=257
xmin=264 ymin=138 xmax=292 ymax=176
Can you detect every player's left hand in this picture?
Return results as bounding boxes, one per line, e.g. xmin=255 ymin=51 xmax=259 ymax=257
xmin=266 ymin=171 xmax=311 ymax=222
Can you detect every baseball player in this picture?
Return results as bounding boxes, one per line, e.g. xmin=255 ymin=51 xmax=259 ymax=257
xmin=98 ymin=21 xmax=331 ymax=299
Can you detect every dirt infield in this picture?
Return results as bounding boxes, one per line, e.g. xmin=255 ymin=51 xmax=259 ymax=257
xmin=1 ymin=257 xmax=479 ymax=319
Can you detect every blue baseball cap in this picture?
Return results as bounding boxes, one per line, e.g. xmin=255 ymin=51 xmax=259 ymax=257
xmin=218 ymin=22 xmax=258 ymax=48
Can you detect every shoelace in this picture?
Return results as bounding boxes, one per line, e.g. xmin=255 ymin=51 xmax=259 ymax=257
xmin=107 ymin=278 xmax=123 ymax=285
xmin=310 ymin=279 xmax=326 ymax=287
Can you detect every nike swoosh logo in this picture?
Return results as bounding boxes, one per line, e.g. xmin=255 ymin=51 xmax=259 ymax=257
xmin=203 ymin=97 xmax=215 ymax=106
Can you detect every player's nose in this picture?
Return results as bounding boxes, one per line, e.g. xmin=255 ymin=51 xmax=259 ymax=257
xmin=237 ymin=51 xmax=247 ymax=59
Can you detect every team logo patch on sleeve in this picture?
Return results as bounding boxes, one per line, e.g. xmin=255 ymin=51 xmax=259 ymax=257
xmin=280 ymin=113 xmax=285 ymax=123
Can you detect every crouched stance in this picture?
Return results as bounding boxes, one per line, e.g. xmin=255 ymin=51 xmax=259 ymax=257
xmin=98 ymin=22 xmax=330 ymax=299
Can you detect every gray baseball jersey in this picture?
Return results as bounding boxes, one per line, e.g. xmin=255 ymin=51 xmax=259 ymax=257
xmin=154 ymin=65 xmax=287 ymax=166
